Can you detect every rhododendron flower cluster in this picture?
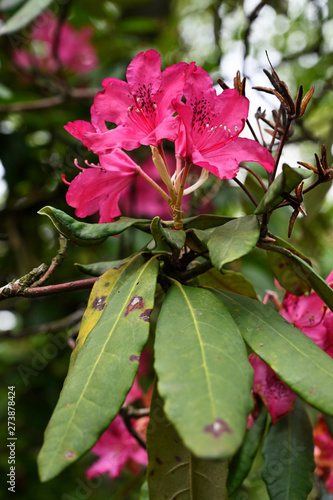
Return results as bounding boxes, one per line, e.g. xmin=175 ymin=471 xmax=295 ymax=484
xmin=64 ymin=49 xmax=274 ymax=225
xmin=13 ymin=12 xmax=98 ymax=75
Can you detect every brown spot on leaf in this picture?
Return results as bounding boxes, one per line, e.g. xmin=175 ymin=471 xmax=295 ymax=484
xmin=63 ymin=450 xmax=76 ymax=459
xmin=174 ymin=455 xmax=182 ymax=463
xmin=129 ymin=355 xmax=140 ymax=362
xmin=92 ymin=296 xmax=106 ymax=311
xmin=124 ymin=295 xmax=144 ymax=317
xmin=139 ymin=309 xmax=153 ymax=322
xmin=155 ymin=457 xmax=163 ymax=465
xmin=203 ymin=418 xmax=232 ymax=438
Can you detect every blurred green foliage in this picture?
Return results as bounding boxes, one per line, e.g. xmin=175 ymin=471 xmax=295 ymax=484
xmin=1 ymin=0 xmax=333 ymax=498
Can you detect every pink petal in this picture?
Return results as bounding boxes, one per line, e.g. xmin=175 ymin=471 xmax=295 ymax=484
xmin=83 ymin=125 xmax=142 ymax=154
xmin=192 ymin=137 xmax=274 ymax=179
xmin=64 ymin=120 xmax=96 ymax=141
xmin=94 ymin=79 xmax=132 ymax=125
xmin=249 ymin=354 xmax=296 ymax=424
xmin=66 ymin=149 xmax=138 ymax=222
xmin=126 ymin=49 xmax=161 ymax=97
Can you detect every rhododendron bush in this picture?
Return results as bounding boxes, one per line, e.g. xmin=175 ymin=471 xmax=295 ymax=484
xmin=2 ymin=4 xmax=333 ymax=500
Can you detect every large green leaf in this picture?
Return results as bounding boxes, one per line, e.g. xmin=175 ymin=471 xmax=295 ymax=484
xmin=208 ymin=215 xmax=260 ymax=270
xmin=38 ymin=206 xmax=150 ymax=246
xmin=0 ymin=0 xmax=53 ymax=35
xmin=214 ymin=290 xmax=333 ymax=416
xmin=264 ymin=243 xmax=333 ymax=312
xmin=262 ymin=400 xmax=315 ymax=500
xmin=38 ymin=258 xmax=159 ymax=482
xmin=69 ymin=254 xmax=145 ymax=371
xmin=154 ymin=284 xmax=253 ymax=459
xmin=146 ymin=384 xmax=228 ymax=499
xmin=255 ymin=164 xmax=312 ymax=214
xmin=227 ymin=404 xmax=268 ymax=496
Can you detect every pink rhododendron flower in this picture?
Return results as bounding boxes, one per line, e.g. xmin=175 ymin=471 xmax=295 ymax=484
xmin=13 ymin=12 xmax=98 ymax=74
xmin=86 ymin=414 xmax=148 ymax=480
xmin=174 ymin=66 xmax=275 ymax=179
xmin=82 ymin=49 xmax=191 ymax=153
xmin=86 ymin=363 xmax=150 ymax=480
xmin=280 ymin=270 xmax=333 ymax=356
xmin=65 ymin=149 xmax=140 ymax=223
xmin=313 ymin=415 xmax=333 ymax=493
xmin=249 ymin=353 xmax=296 ymax=424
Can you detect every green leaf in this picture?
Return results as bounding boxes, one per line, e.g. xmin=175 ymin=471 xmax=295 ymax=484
xmin=197 ymin=268 xmax=257 ymax=299
xmin=214 ymin=290 xmax=333 ymax=416
xmin=38 ymin=206 xmax=150 ymax=246
xmin=266 ymin=236 xmax=311 ymax=295
xmin=150 ymin=216 xmax=186 ymax=250
xmin=262 ymin=400 xmax=315 ymax=500
xmin=264 ymin=243 xmax=333 ymax=311
xmin=69 ymin=254 xmax=145 ymax=371
xmin=37 ymin=258 xmax=159 ymax=482
xmin=75 ymin=256 xmax=139 ymax=277
xmin=227 ymin=404 xmax=267 ymax=496
xmin=147 ymin=384 xmax=228 ymax=499
xmin=255 ymin=164 xmax=312 ymax=214
xmin=154 ymin=284 xmax=253 ymax=459
xmin=208 ymin=215 xmax=260 ymax=270
xmin=0 ymin=0 xmax=53 ymax=35
xmin=182 ymin=214 xmax=234 ymax=230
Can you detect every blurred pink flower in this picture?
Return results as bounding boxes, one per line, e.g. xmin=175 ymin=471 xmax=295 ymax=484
xmin=174 ymin=66 xmax=275 ymax=179
xmin=313 ymin=415 xmax=333 ymax=493
xmin=249 ymin=353 xmax=296 ymax=424
xmin=64 ymin=149 xmax=139 ymax=223
xmin=86 ymin=359 xmax=150 ymax=480
xmin=280 ymin=270 xmax=333 ymax=356
xmin=83 ymin=49 xmax=191 ymax=153
xmin=13 ymin=12 xmax=98 ymax=74
xmin=250 ymin=271 xmax=333 ymax=424
xmin=86 ymin=414 xmax=148 ymax=480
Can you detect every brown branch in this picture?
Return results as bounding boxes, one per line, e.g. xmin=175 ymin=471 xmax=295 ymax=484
xmin=0 ymin=87 xmax=97 ymax=113
xmin=0 ymin=276 xmax=98 ymax=301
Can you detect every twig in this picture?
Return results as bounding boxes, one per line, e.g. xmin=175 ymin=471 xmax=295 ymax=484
xmin=0 ymin=87 xmax=97 ymax=113
xmin=120 ymin=407 xmax=147 ymax=450
xmin=0 ymin=308 xmax=84 ymax=340
xmin=31 ymin=236 xmax=67 ymax=288
xmin=240 ymin=164 xmax=267 ymax=191
xmin=233 ymin=177 xmax=258 ymax=206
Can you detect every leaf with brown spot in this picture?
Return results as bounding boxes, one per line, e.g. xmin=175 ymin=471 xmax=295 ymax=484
xmin=147 ymin=384 xmax=228 ymax=499
xmin=68 ymin=253 xmax=145 ymax=371
xmin=124 ymin=295 xmax=145 ymax=317
xmin=154 ymin=284 xmax=253 ymax=459
xmin=38 ymin=257 xmax=159 ymax=482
